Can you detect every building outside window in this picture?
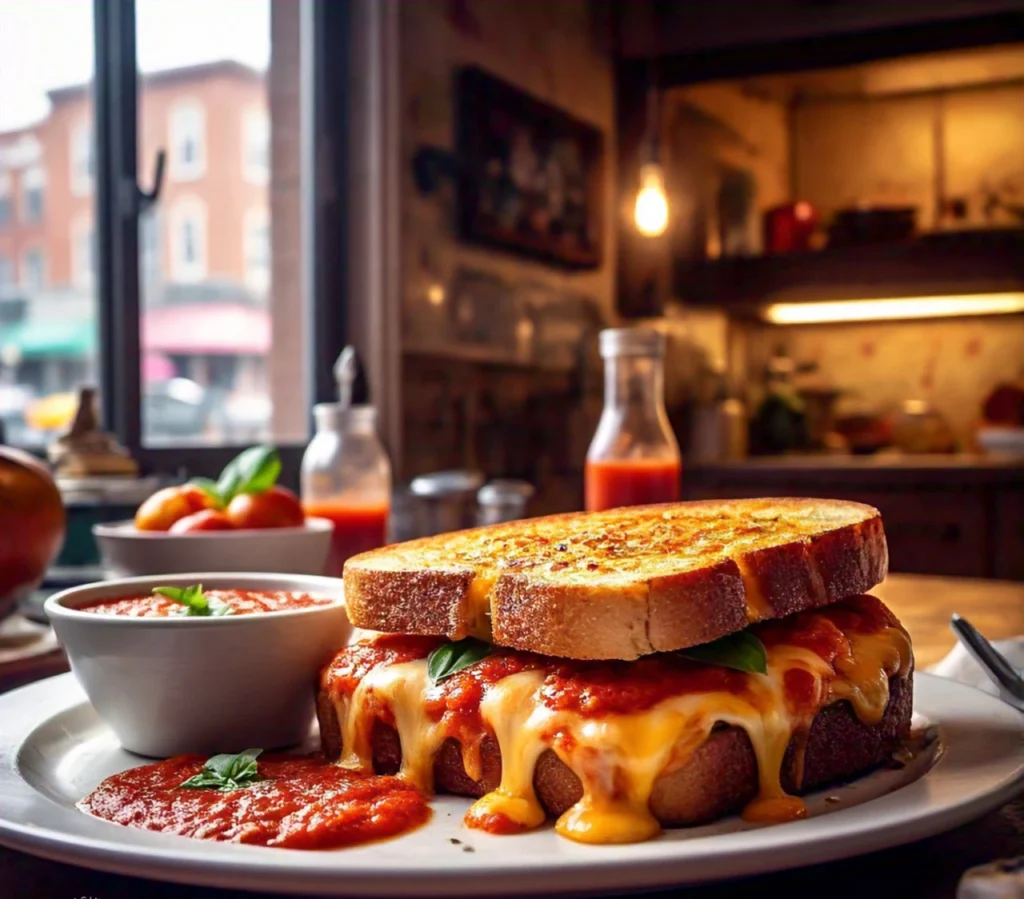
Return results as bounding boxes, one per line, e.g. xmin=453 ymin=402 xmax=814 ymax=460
xmin=243 ymin=207 xmax=270 ymax=293
xmin=242 ymin=108 xmax=269 ymax=184
xmin=0 ymin=173 xmax=12 ymax=229
xmin=169 ymin=102 xmax=206 ymax=181
xmin=1 ymin=0 xmax=315 ymax=452
xmin=141 ymin=210 xmax=163 ymax=286
xmin=70 ymin=121 xmax=93 ymax=197
xmin=170 ymin=198 xmax=207 ymax=282
xmin=72 ymin=218 xmax=95 ymax=288
xmin=0 ymin=255 xmax=13 ymax=292
xmin=21 ymin=166 xmax=44 ymax=223
xmin=21 ymin=247 xmax=45 ymax=292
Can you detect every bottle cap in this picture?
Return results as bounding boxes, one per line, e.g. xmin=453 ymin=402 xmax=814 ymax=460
xmin=409 ymin=469 xmax=485 ymax=499
xmin=477 ymin=479 xmax=535 ymax=507
xmin=598 ymin=328 xmax=665 ymax=359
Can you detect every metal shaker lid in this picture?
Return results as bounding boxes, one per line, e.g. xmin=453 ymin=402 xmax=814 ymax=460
xmin=409 ymin=469 xmax=485 ymax=499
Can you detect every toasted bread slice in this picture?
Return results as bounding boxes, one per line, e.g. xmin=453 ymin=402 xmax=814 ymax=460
xmin=344 ymin=498 xmax=887 ymax=659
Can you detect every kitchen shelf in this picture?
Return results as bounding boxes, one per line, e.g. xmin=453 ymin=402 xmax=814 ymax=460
xmin=673 ymin=229 xmax=1024 ymax=313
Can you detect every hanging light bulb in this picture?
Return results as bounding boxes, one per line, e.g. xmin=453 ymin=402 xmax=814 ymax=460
xmin=634 ymin=162 xmax=669 ymax=237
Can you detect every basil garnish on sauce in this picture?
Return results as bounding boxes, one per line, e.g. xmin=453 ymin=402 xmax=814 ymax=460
xmin=190 ymin=445 xmax=281 ymax=509
xmin=427 ymin=638 xmax=493 ymax=685
xmin=152 ymin=584 xmax=232 ymax=617
xmin=179 ymin=749 xmax=264 ymax=791
xmin=678 ymin=631 xmax=768 ymax=675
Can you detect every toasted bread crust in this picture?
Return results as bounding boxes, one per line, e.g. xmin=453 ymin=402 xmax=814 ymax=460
xmin=344 ymin=499 xmax=888 ymax=659
xmin=317 ymin=673 xmax=912 ymax=827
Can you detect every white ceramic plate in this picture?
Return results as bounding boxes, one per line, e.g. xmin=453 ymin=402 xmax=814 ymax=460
xmin=0 ymin=673 xmax=1022 ymax=897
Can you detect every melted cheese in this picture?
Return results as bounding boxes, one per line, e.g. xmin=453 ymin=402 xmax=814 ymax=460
xmin=735 ymin=558 xmax=772 ymax=621
xmin=337 ymin=660 xmax=446 ymax=792
xmin=464 ymin=575 xmax=496 ymax=640
xmin=831 ymin=625 xmax=913 ymax=725
xmin=465 ymin=671 xmax=548 ymax=832
xmin=330 ymin=622 xmax=910 ymax=845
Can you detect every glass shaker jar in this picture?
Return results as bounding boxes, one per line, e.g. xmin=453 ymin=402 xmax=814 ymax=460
xmin=584 ymin=328 xmax=681 ymax=512
xmin=301 ymin=404 xmax=391 ymax=576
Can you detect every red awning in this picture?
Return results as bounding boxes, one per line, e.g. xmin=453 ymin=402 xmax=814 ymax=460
xmin=142 ymin=304 xmax=271 ymax=355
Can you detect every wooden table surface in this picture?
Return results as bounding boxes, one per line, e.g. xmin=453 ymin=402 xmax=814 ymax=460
xmin=3 ymin=573 xmax=1023 ymax=899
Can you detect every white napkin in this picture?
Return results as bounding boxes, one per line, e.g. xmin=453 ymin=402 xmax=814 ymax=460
xmin=928 ymin=637 xmax=1024 ymax=697
xmin=936 ymin=637 xmax=1024 ymax=898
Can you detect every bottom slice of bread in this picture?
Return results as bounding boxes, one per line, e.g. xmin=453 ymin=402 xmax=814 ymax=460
xmin=321 ymin=673 xmax=911 ymax=827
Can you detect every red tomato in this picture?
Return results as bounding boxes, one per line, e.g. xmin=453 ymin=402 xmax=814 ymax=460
xmin=135 ymin=485 xmax=210 ymax=531
xmin=169 ymin=510 xmax=235 ymax=534
xmin=227 ymin=486 xmax=305 ymax=530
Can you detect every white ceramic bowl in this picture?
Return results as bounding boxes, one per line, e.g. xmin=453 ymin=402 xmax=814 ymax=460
xmin=93 ymin=518 xmax=333 ymax=577
xmin=977 ymin=426 xmax=1024 ymax=459
xmin=45 ymin=573 xmax=350 ymax=757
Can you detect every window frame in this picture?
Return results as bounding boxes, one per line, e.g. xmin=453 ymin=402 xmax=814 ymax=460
xmin=89 ymin=0 xmax=354 ymax=482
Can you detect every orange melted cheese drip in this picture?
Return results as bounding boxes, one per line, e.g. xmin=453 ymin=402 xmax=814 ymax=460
xmin=331 ymin=612 xmax=912 ymax=845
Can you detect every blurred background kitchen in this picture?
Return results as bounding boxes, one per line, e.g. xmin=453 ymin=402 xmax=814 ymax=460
xmin=1 ymin=0 xmax=1023 ymax=601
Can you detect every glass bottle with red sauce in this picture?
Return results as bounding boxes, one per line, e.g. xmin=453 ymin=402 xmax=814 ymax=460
xmin=585 ymin=328 xmax=681 ymax=512
xmin=301 ymin=404 xmax=391 ymax=576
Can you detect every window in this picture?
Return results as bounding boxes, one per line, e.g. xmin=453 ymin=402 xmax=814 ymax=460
xmin=22 ymin=166 xmax=44 ymax=223
xmin=242 ymin=108 xmax=270 ymax=184
xmin=169 ymin=102 xmax=206 ymax=181
xmin=70 ymin=121 xmax=93 ymax=197
xmin=243 ymin=207 xmax=270 ymax=292
xmin=0 ymin=173 xmax=11 ymax=229
xmin=137 ymin=0 xmax=315 ymax=450
xmin=72 ymin=219 xmax=95 ymax=288
xmin=141 ymin=210 xmax=163 ymax=286
xmin=20 ymin=248 xmax=45 ymax=292
xmin=0 ymin=256 xmax=13 ymax=292
xmin=169 ymin=198 xmax=207 ymax=282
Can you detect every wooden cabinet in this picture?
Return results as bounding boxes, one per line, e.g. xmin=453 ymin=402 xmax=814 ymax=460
xmin=683 ymin=461 xmax=1024 ymax=580
xmin=615 ymin=0 xmax=1024 ymax=60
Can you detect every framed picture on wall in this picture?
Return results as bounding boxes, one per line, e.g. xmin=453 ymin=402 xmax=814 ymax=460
xmin=456 ymin=66 xmax=604 ymax=270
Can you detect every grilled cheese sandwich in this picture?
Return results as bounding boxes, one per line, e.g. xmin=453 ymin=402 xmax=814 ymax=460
xmin=322 ymin=499 xmax=913 ymax=844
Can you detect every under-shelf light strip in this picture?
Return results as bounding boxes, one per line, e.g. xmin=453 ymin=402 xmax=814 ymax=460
xmin=762 ymin=293 xmax=1024 ymax=325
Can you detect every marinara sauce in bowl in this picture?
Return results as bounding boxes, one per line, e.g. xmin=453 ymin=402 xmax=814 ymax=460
xmin=45 ymin=573 xmax=349 ymax=757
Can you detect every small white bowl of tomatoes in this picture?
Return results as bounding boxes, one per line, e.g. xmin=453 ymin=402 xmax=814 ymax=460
xmin=93 ymin=447 xmax=333 ymax=577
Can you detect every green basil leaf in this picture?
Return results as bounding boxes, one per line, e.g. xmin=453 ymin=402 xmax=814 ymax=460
xmin=216 ymin=445 xmax=280 ymax=502
xmin=427 ymin=638 xmax=493 ymax=685
xmin=152 ymin=584 xmax=232 ymax=618
xmin=678 ymin=631 xmax=768 ymax=675
xmin=181 ymin=749 xmax=263 ymax=791
xmin=153 ymin=586 xmax=185 ymax=603
xmin=215 ymin=455 xmax=245 ymax=503
xmin=182 ymin=584 xmax=208 ymax=614
xmin=178 ymin=773 xmax=224 ymax=790
xmin=190 ymin=477 xmax=225 ymax=509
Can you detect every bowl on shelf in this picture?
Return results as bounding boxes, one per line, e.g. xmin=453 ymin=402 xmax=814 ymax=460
xmin=92 ymin=518 xmax=333 ymax=578
xmin=976 ymin=426 xmax=1024 ymax=459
